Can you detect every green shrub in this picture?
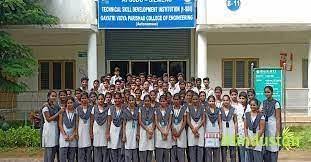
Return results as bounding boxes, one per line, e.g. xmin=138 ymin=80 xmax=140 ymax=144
xmin=2 ymin=126 xmax=40 ymax=147
xmin=290 ymin=126 xmax=311 ymax=150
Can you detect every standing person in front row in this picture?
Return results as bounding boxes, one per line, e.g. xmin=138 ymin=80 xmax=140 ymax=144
xmin=155 ymin=95 xmax=173 ymax=162
xmin=263 ymin=86 xmax=281 ymax=162
xmin=107 ymin=92 xmax=123 ymax=162
xmin=59 ymin=97 xmax=77 ymax=162
xmin=221 ymin=95 xmax=237 ymax=162
xmin=205 ymin=95 xmax=222 ymax=162
xmin=171 ymin=94 xmax=187 ymax=162
xmin=138 ymin=95 xmax=155 ymax=162
xmin=122 ymin=95 xmax=140 ymax=162
xmin=76 ymin=92 xmax=92 ymax=162
xmin=42 ymin=90 xmax=64 ymax=162
xmin=187 ymin=93 xmax=205 ymax=162
xmin=245 ymin=99 xmax=265 ymax=162
xmin=91 ymin=94 xmax=109 ymax=162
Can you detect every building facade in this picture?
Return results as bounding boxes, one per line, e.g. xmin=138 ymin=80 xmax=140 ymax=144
xmin=1 ymin=0 xmax=310 ymax=118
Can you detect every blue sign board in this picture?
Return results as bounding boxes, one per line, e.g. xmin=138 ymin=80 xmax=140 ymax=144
xmin=226 ymin=0 xmax=240 ymax=11
xmin=253 ymin=68 xmax=284 ymax=106
xmin=98 ymin=0 xmax=196 ymax=29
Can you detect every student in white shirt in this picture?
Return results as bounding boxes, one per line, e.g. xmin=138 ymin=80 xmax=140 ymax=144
xmin=214 ymin=86 xmax=223 ymax=108
xmin=80 ymin=77 xmax=89 ymax=93
xmin=176 ymin=73 xmax=185 ymax=87
xmin=141 ymin=81 xmax=150 ymax=100
xmin=110 ymin=67 xmax=122 ymax=85
xmin=42 ymin=90 xmax=64 ymax=162
xmin=76 ymin=92 xmax=93 ymax=162
xmin=169 ymin=76 xmax=180 ymax=96
xmin=244 ymin=98 xmax=265 ymax=162
xmin=155 ymin=95 xmax=173 ymax=162
xmin=98 ymin=79 xmax=110 ymax=96
xmin=202 ymin=77 xmax=214 ymax=98
xmin=59 ymin=97 xmax=77 ymax=162
xmin=106 ymin=92 xmax=124 ymax=162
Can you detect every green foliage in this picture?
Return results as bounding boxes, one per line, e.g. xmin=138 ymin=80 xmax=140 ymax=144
xmin=0 ymin=0 xmax=58 ymax=93
xmin=290 ymin=126 xmax=311 ymax=150
xmin=0 ymin=120 xmax=33 ymax=130
xmin=1 ymin=126 xmax=40 ymax=147
xmin=0 ymin=0 xmax=58 ymax=25
xmin=0 ymin=31 xmax=37 ymax=93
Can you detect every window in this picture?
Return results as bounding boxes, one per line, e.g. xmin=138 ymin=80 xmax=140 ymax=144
xmin=169 ymin=61 xmax=186 ymax=78
xmin=150 ymin=61 xmax=167 ymax=77
xmin=108 ymin=60 xmax=187 ymax=78
xmin=110 ymin=61 xmax=129 ymax=79
xmin=303 ymin=59 xmax=308 ymax=88
xmin=131 ymin=62 xmax=148 ymax=76
xmin=39 ymin=61 xmax=75 ymax=90
xmin=222 ymin=58 xmax=259 ymax=88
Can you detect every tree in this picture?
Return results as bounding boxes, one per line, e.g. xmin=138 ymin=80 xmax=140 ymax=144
xmin=0 ymin=0 xmax=58 ymax=93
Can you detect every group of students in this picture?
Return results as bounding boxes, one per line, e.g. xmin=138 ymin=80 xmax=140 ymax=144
xmin=41 ymin=71 xmax=281 ymax=162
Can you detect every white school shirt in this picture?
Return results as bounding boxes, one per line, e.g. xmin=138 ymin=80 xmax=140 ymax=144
xmin=107 ymin=107 xmax=122 ymax=149
xmin=59 ymin=110 xmax=77 ymax=148
xmin=78 ymin=108 xmax=91 ymax=148
xmin=138 ymin=108 xmax=155 ymax=151
xmin=141 ymin=90 xmax=149 ymax=101
xmin=110 ymin=75 xmax=122 ymax=85
xmin=172 ymin=107 xmax=187 ymax=148
xmin=154 ymin=109 xmax=173 ymax=149
xmin=245 ymin=114 xmax=265 ymax=152
xmin=156 ymin=90 xmax=164 ymax=102
xmin=169 ymin=85 xmax=180 ymax=96
xmin=124 ymin=108 xmax=138 ymax=149
xmin=91 ymin=107 xmax=108 ymax=147
xmin=201 ymin=87 xmax=214 ymax=98
xmin=98 ymin=83 xmax=109 ymax=95
xmin=42 ymin=107 xmax=59 ymax=147
xmin=186 ymin=107 xmax=205 ymax=147
xmin=221 ymin=109 xmax=237 ymax=147
xmin=232 ymin=103 xmax=246 ymax=145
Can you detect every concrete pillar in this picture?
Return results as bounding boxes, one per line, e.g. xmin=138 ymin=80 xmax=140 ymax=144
xmin=197 ymin=32 xmax=207 ymax=79
xmin=308 ymin=40 xmax=311 ymax=116
xmin=88 ymin=32 xmax=97 ymax=90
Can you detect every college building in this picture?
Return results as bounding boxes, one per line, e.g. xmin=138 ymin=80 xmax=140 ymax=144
xmin=1 ymin=0 xmax=310 ymax=119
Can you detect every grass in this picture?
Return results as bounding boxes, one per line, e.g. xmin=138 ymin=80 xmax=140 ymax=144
xmin=288 ymin=126 xmax=311 ymax=150
xmin=0 ymin=147 xmax=43 ymax=158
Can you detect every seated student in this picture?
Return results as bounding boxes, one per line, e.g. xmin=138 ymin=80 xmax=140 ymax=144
xmin=155 ymin=95 xmax=173 ymax=162
xmin=76 ymin=92 xmax=93 ymax=162
xmin=59 ymin=97 xmax=78 ymax=162
xmin=245 ymin=98 xmax=265 ymax=162
xmin=122 ymin=95 xmax=140 ymax=162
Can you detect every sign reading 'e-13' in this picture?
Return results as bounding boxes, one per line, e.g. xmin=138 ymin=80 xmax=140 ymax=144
xmin=98 ymin=0 xmax=196 ymax=29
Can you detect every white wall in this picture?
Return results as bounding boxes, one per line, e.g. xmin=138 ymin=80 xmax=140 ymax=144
xmin=205 ymin=31 xmax=310 ymax=88
xmin=202 ymin=0 xmax=311 ymax=24
xmin=6 ymin=30 xmax=105 ymax=114
xmin=41 ymin=0 xmax=96 ymax=25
